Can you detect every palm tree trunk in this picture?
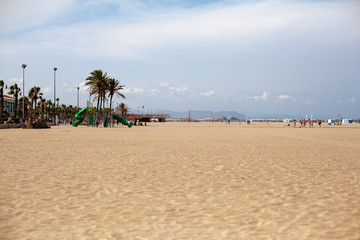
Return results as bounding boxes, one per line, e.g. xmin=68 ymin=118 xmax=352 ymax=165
xmin=41 ymin=105 xmax=43 ymax=120
xmin=101 ymin=91 xmax=104 ymax=110
xmin=34 ymin=99 xmax=37 ymax=117
xmin=96 ymin=94 xmax=100 ymax=112
xmin=14 ymin=93 xmax=18 ymax=118
xmin=103 ymin=94 xmax=106 ymax=109
xmin=31 ymin=100 xmax=34 ymax=116
xmin=99 ymin=93 xmax=102 ymax=111
xmin=109 ymin=95 xmax=113 ymax=111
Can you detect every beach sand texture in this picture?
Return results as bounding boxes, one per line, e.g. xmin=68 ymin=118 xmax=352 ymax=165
xmin=1 ymin=122 xmax=359 ymax=239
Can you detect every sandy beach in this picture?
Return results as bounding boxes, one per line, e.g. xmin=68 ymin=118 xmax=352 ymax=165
xmin=1 ymin=122 xmax=359 ymax=239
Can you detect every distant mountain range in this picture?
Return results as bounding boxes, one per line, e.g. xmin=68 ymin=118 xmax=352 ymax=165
xmin=165 ymin=111 xmax=307 ymax=120
xmin=165 ymin=111 xmax=246 ymax=119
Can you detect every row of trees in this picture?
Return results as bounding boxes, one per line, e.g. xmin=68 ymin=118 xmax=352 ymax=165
xmin=1 ymin=69 xmax=128 ymax=123
xmin=0 ymin=80 xmax=81 ymax=122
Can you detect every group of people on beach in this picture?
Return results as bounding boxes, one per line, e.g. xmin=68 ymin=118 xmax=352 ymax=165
xmin=5 ymin=116 xmax=15 ymax=124
xmin=293 ymin=119 xmax=321 ymax=128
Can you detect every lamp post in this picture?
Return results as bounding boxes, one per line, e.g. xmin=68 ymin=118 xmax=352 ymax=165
xmin=77 ymin=87 xmax=79 ymax=109
xmin=21 ymin=64 xmax=27 ymax=120
xmin=53 ymin=67 xmax=57 ymax=125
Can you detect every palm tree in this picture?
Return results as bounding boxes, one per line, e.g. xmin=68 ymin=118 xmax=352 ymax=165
xmin=85 ymin=69 xmax=109 ymax=111
xmin=28 ymin=86 xmax=42 ymax=117
xmin=18 ymin=96 xmax=30 ymax=119
xmin=53 ymin=98 xmax=60 ymax=122
xmin=67 ymin=106 xmax=71 ymax=119
xmin=60 ymin=104 xmax=67 ymax=120
xmin=39 ymin=98 xmax=46 ymax=120
xmin=0 ymin=80 xmax=5 ymax=121
xmin=8 ymin=83 xmax=21 ymax=118
xmin=116 ymin=103 xmax=129 ymax=117
xmin=46 ymin=100 xmax=53 ymax=119
xmin=107 ymin=78 xmax=125 ymax=111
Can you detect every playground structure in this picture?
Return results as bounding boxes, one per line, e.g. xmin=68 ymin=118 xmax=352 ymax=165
xmin=113 ymin=115 xmax=132 ymax=128
xmin=72 ymin=107 xmax=132 ymax=128
xmin=72 ymin=107 xmax=87 ymax=127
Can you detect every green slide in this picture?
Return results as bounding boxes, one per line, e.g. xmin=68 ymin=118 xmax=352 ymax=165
xmin=89 ymin=114 xmax=94 ymax=126
xmin=113 ymin=115 xmax=132 ymax=128
xmin=73 ymin=107 xmax=87 ymax=127
xmin=104 ymin=116 xmax=109 ymax=127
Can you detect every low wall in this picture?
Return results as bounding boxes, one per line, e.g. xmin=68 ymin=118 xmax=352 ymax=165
xmin=0 ymin=124 xmax=22 ymax=129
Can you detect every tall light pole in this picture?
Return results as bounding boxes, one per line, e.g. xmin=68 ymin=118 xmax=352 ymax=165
xmin=53 ymin=67 xmax=57 ymax=124
xmin=77 ymin=87 xmax=79 ymax=109
xmin=21 ymin=64 xmax=27 ymax=120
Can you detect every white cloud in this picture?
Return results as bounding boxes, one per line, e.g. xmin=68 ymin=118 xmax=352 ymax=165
xmin=79 ymin=81 xmax=90 ymax=93
xmin=42 ymin=87 xmax=51 ymax=94
xmin=0 ymin=0 xmax=74 ymax=34
xmin=120 ymin=83 xmax=190 ymax=99
xmin=4 ymin=0 xmax=358 ymax=59
xmin=347 ymin=96 xmax=356 ymax=103
xmin=200 ymin=90 xmax=215 ymax=97
xmin=175 ymin=86 xmax=188 ymax=93
xmin=123 ymin=87 xmax=145 ymax=95
xmin=252 ymin=92 xmax=295 ymax=102
xmin=336 ymin=100 xmax=343 ymax=104
xmin=253 ymin=91 xmax=271 ymax=101
xmin=277 ymin=94 xmax=295 ymax=101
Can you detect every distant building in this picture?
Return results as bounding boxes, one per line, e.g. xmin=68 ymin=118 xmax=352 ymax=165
xmin=2 ymin=95 xmax=15 ymax=116
xmin=342 ymin=119 xmax=350 ymax=124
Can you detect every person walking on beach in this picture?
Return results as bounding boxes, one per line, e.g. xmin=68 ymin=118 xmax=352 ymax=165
xmin=293 ymin=119 xmax=296 ymax=127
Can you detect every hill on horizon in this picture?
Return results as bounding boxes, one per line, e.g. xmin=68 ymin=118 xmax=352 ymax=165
xmin=165 ymin=110 xmax=246 ymax=119
xmin=164 ymin=111 xmax=311 ymax=120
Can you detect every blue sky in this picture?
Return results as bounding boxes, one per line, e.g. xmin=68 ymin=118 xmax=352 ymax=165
xmin=1 ymin=0 xmax=359 ymax=118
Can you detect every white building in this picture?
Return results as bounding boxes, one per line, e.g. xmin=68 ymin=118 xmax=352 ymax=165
xmin=342 ymin=119 xmax=350 ymax=124
xmin=2 ymin=95 xmax=15 ymax=116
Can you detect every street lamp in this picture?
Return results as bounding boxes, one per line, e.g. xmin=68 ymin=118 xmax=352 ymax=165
xmin=21 ymin=64 xmax=27 ymax=120
xmin=53 ymin=67 xmax=57 ymax=125
xmin=77 ymin=87 xmax=79 ymax=109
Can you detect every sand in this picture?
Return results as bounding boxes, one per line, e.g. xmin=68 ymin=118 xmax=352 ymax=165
xmin=1 ymin=122 xmax=359 ymax=239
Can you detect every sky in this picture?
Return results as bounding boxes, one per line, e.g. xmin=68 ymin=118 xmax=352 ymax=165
xmin=1 ymin=0 xmax=359 ymax=118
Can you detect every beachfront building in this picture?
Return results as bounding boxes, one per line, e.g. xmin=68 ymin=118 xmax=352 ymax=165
xmin=342 ymin=119 xmax=350 ymax=124
xmin=2 ymin=94 xmax=15 ymax=116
